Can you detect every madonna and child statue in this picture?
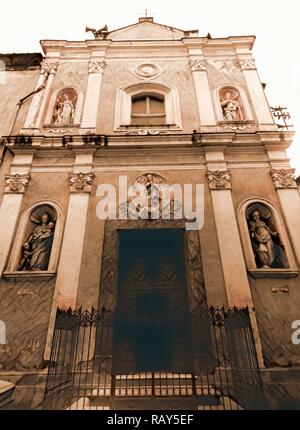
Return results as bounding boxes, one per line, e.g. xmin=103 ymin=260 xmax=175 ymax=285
xmin=18 ymin=209 xmax=56 ymax=272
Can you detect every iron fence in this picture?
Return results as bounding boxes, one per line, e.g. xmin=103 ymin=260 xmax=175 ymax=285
xmin=41 ymin=306 xmax=265 ymax=410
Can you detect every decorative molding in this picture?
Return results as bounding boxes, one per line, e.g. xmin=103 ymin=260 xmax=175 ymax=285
xmin=206 ymin=170 xmax=231 ymax=190
xmin=238 ymin=58 xmax=256 ymax=71
xmin=136 ymin=129 xmax=161 ymax=136
xmin=46 ymin=127 xmax=79 ymax=135
xmin=124 ymin=129 xmax=171 ymax=136
xmin=133 ymin=63 xmax=161 ymax=80
xmin=189 ymin=59 xmax=207 ymax=72
xmin=220 ymin=123 xmax=252 ymax=131
xmin=271 ymin=169 xmax=297 ymax=189
xmin=248 ymin=270 xmax=298 ymax=279
xmin=135 ymin=173 xmax=166 ymax=185
xmin=41 ymin=61 xmax=59 ymax=75
xmin=3 ymin=271 xmax=56 ymax=282
xmin=4 ymin=174 xmax=30 ymax=194
xmin=271 ymin=286 xmax=289 ymax=293
xmin=88 ymin=60 xmax=106 ymax=74
xmin=69 ymin=172 xmax=95 ymax=193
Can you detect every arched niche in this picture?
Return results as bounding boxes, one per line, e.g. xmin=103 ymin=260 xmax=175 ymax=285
xmin=44 ymin=86 xmax=84 ymax=126
xmin=238 ymin=198 xmax=298 ymax=276
xmin=214 ymin=85 xmax=254 ymax=123
xmin=6 ymin=201 xmax=64 ymax=277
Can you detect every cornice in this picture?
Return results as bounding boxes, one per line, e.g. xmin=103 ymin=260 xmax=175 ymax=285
xmin=40 ymin=34 xmax=256 ymax=54
xmin=3 ymin=130 xmax=294 ymax=155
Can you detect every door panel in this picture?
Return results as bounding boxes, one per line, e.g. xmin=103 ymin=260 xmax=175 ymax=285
xmin=113 ymin=229 xmax=193 ymax=374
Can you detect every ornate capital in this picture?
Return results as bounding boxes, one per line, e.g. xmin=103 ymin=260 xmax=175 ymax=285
xmin=41 ymin=61 xmax=59 ymax=75
xmin=190 ymin=59 xmax=207 ymax=72
xmin=271 ymin=169 xmax=297 ymax=189
xmin=207 ymin=170 xmax=231 ymax=190
xmin=88 ymin=60 xmax=106 ymax=74
xmin=69 ymin=172 xmax=95 ymax=193
xmin=4 ymin=174 xmax=30 ymax=194
xmin=238 ymin=58 xmax=256 ymax=71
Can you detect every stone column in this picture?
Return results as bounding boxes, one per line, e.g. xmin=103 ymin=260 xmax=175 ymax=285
xmin=189 ymin=57 xmax=216 ymax=127
xmin=81 ymin=60 xmax=106 ymax=133
xmin=0 ymin=173 xmax=30 ymax=276
xmin=271 ymin=168 xmax=300 ymax=264
xmin=22 ymin=61 xmax=59 ymax=133
xmin=237 ymin=57 xmax=275 ymax=127
xmin=206 ymin=151 xmax=264 ymax=366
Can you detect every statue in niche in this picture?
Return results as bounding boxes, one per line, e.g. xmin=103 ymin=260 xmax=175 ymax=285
xmin=247 ymin=204 xmax=288 ymax=269
xmin=52 ymin=88 xmax=77 ymax=125
xmin=219 ymin=88 xmax=243 ymax=121
xmin=18 ymin=210 xmax=56 ymax=272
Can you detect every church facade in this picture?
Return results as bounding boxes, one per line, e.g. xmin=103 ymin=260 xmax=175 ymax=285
xmin=0 ymin=17 xmax=300 ymax=410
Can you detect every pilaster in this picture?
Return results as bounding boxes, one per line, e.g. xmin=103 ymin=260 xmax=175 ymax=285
xmin=188 ymin=50 xmax=216 ymax=127
xmin=81 ymin=59 xmax=107 ymax=133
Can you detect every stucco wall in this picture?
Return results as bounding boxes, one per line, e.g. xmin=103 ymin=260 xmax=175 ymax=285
xmin=98 ymin=59 xmax=199 ymax=134
xmin=0 ymin=70 xmax=40 ymax=137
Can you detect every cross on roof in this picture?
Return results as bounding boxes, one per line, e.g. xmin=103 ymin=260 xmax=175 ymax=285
xmin=138 ymin=8 xmax=155 ymax=18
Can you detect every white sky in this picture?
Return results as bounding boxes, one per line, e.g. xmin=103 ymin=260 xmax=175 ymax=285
xmin=1 ymin=0 xmax=299 ymax=174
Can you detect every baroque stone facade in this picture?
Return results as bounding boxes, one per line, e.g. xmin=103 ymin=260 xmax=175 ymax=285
xmin=0 ymin=16 xmax=300 ymax=410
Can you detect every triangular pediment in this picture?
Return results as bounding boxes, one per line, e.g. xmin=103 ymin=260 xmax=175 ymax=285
xmin=108 ymin=19 xmax=197 ymax=41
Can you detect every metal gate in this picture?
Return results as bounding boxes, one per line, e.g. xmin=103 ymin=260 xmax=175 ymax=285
xmin=41 ymin=306 xmax=265 ymax=410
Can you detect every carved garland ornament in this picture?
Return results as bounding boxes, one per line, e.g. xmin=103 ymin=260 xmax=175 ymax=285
xmin=4 ymin=174 xmax=31 ymax=194
xmin=69 ymin=172 xmax=95 ymax=193
xmin=271 ymin=169 xmax=297 ymax=189
xmin=88 ymin=61 xmax=106 ymax=74
xmin=206 ymin=170 xmax=231 ymax=190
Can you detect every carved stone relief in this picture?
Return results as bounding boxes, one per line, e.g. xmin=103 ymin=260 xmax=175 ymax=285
xmin=189 ymin=59 xmax=207 ymax=72
xmin=133 ymin=63 xmax=161 ymax=80
xmin=88 ymin=60 xmax=106 ymax=74
xmin=220 ymin=124 xmax=252 ymax=131
xmin=271 ymin=169 xmax=297 ymax=189
xmin=4 ymin=174 xmax=30 ymax=194
xmin=40 ymin=61 xmax=59 ymax=75
xmin=69 ymin=172 xmax=95 ymax=193
xmin=207 ymin=170 xmax=231 ymax=190
xmin=120 ymin=173 xmax=181 ymax=220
